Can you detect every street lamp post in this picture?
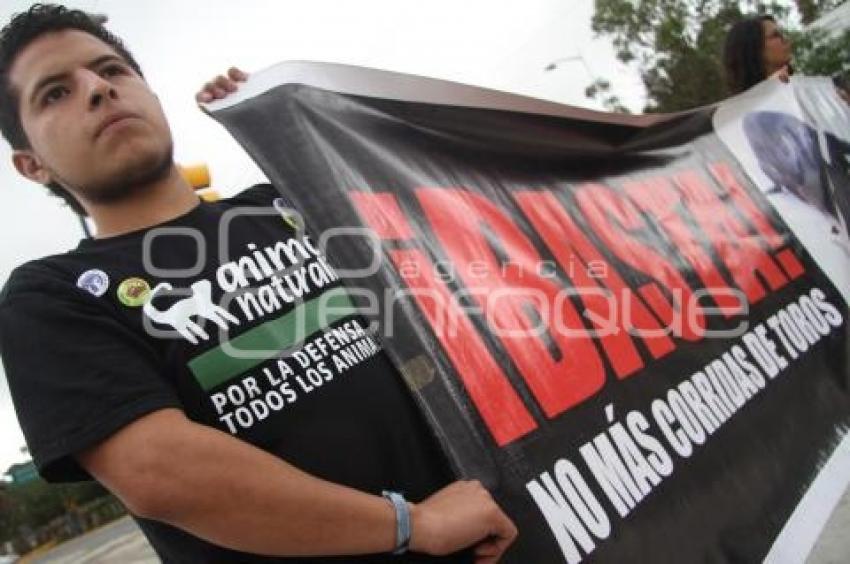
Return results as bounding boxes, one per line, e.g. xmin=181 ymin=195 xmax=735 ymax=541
xmin=543 ymin=54 xmax=594 ymax=80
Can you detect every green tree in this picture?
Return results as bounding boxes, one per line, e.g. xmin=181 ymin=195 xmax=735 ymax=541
xmin=0 ymin=486 xmax=15 ymax=542
xmin=585 ymin=78 xmax=632 ymax=113
xmin=0 ymin=478 xmax=112 ymax=545
xmin=789 ymin=27 xmax=850 ymax=76
xmin=590 ymin=0 xmax=848 ymax=113
xmin=794 ymin=0 xmax=845 ymax=24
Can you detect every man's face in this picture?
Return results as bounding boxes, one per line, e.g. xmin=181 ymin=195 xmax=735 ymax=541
xmin=10 ymin=29 xmax=173 ymax=207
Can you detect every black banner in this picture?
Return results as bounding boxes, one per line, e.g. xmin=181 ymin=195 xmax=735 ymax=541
xmin=208 ymin=63 xmax=850 ymax=563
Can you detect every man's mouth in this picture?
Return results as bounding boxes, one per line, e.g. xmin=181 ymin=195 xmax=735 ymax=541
xmin=95 ymin=111 xmax=141 ymax=139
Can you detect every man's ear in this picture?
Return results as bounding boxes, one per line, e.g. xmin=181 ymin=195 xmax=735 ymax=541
xmin=12 ymin=150 xmax=53 ymax=185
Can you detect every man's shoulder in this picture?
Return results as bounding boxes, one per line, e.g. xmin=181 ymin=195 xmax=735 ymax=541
xmin=220 ymin=182 xmax=292 ymax=209
xmin=0 ymin=253 xmax=92 ymax=310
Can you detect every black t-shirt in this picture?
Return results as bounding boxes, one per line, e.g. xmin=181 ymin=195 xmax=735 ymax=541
xmin=0 ymin=184 xmax=465 ymax=563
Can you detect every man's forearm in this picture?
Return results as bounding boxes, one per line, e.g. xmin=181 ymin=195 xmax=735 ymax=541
xmin=81 ymin=408 xmax=518 ymax=560
xmin=81 ymin=409 xmax=398 ymax=557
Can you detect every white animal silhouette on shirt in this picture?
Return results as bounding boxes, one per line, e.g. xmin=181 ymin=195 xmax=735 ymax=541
xmin=143 ymin=280 xmax=239 ymax=344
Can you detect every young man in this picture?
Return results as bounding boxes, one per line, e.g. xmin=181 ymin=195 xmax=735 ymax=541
xmin=0 ymin=4 xmax=516 ymax=563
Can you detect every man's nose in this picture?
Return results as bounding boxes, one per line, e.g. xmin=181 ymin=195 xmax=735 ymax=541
xmin=80 ymin=69 xmax=117 ymax=109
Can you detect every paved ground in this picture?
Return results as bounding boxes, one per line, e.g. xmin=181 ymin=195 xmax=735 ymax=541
xmin=807 ymin=485 xmax=850 ymax=564
xmin=23 ymin=517 xmax=157 ymax=564
xmin=18 ymin=489 xmax=850 ymax=564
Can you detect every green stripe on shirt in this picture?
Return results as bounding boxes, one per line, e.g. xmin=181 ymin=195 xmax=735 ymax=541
xmin=189 ymin=287 xmax=355 ymax=391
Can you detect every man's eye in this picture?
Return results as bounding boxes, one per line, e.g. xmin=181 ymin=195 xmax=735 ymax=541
xmin=102 ymin=64 xmax=126 ymax=77
xmin=42 ymin=86 xmax=69 ymax=105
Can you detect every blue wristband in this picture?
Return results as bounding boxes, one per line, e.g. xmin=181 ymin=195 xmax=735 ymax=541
xmin=382 ymin=490 xmax=411 ymax=555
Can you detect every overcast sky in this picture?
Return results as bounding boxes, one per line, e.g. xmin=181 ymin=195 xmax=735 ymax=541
xmin=0 ymin=0 xmax=648 ymax=473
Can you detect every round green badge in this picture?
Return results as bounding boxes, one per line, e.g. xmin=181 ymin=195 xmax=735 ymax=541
xmin=117 ymin=277 xmax=151 ymax=307
xmin=282 ymin=211 xmax=301 ymax=230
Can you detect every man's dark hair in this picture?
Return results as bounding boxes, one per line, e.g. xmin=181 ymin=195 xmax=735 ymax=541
xmin=0 ymin=3 xmax=144 ymax=216
xmin=723 ymin=14 xmax=779 ymax=95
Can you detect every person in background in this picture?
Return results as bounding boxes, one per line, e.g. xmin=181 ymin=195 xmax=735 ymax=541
xmin=723 ymin=14 xmax=792 ymax=95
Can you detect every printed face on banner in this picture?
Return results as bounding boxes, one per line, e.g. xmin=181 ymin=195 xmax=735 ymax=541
xmin=713 ymin=79 xmax=850 ymax=305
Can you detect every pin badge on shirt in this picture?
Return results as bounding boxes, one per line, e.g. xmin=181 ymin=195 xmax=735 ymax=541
xmin=76 ymin=269 xmax=110 ymax=297
xmin=273 ymin=197 xmax=302 ymax=230
xmin=117 ymin=277 xmax=152 ymax=307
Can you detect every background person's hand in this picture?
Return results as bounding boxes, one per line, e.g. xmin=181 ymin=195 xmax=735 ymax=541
xmin=409 ymin=480 xmax=517 ymax=563
xmin=196 ymin=67 xmax=248 ymax=103
xmin=836 ymin=87 xmax=850 ymax=107
xmin=771 ymin=65 xmax=791 ymax=84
